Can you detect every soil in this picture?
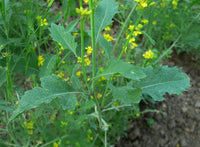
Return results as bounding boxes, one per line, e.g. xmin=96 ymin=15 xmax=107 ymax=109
xmin=116 ymin=52 xmax=200 ymax=147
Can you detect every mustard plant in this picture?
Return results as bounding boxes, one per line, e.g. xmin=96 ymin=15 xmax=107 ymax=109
xmin=0 ymin=0 xmax=193 ymax=146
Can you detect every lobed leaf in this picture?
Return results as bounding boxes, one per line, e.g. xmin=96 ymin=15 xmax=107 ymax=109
xmin=94 ymin=0 xmax=118 ymax=42
xmin=110 ymin=84 xmax=142 ymax=104
xmin=131 ymin=66 xmax=190 ymax=101
xmin=9 ymin=75 xmax=80 ymax=122
xmin=39 ymin=55 xmax=57 ymax=78
xmin=49 ymin=24 xmax=77 ymax=56
xmin=95 ymin=59 xmax=146 ymax=80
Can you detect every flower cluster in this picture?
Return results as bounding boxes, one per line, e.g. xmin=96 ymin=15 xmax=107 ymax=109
xmin=135 ymin=0 xmax=148 ymax=9
xmin=103 ymin=33 xmax=114 ymax=41
xmin=36 ymin=16 xmax=48 ymax=27
xmin=38 ymin=55 xmax=45 ymax=66
xmin=76 ymin=7 xmax=92 ymax=16
xmin=23 ymin=121 xmax=34 ymax=135
xmin=143 ymin=50 xmax=154 ymax=59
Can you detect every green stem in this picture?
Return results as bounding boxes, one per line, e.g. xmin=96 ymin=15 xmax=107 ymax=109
xmin=89 ymin=0 xmax=102 ymax=128
xmin=105 ymin=131 xmax=107 ymax=147
xmin=79 ymin=0 xmax=91 ymax=91
xmin=6 ymin=53 xmax=13 ymax=100
xmin=89 ymin=0 xmax=96 ymax=89
xmin=118 ymin=9 xmax=144 ymax=60
xmin=113 ymin=3 xmax=137 ymax=53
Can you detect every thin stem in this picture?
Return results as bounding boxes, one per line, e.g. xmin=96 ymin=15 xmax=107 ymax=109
xmin=89 ymin=0 xmax=102 ymax=128
xmin=118 ymin=9 xmax=144 ymax=60
xmin=113 ymin=3 xmax=137 ymax=53
xmin=89 ymin=0 xmax=96 ymax=90
xmin=105 ymin=131 xmax=107 ymax=147
xmin=79 ymin=0 xmax=91 ymax=91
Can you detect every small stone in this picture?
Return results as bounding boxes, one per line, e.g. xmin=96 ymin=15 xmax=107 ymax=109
xmin=182 ymin=107 xmax=188 ymax=112
xmin=195 ymin=101 xmax=200 ymax=108
xmin=180 ymin=139 xmax=187 ymax=146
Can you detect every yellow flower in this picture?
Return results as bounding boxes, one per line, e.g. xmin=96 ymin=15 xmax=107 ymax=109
xmin=87 ymin=134 xmax=93 ymax=142
xmin=135 ymin=0 xmax=148 ymax=9
xmin=76 ymin=71 xmax=82 ymax=77
xmin=24 ymin=121 xmax=34 ymax=129
xmin=128 ymin=25 xmax=135 ymax=31
xmin=124 ymin=46 xmax=128 ymax=54
xmin=103 ymin=33 xmax=114 ymax=41
xmin=104 ymin=26 xmax=111 ymax=31
xmin=0 ymin=44 xmax=4 ymax=48
xmin=62 ymin=61 xmax=66 ymax=64
xmin=85 ymin=46 xmax=93 ymax=55
xmin=60 ymin=121 xmax=68 ymax=127
xmin=98 ymin=76 xmax=106 ymax=82
xmin=83 ymin=0 xmax=89 ymax=4
xmin=77 ymin=57 xmax=82 ymax=63
xmin=129 ymin=38 xmax=136 ymax=43
xmin=131 ymin=42 xmax=138 ymax=49
xmin=133 ymin=31 xmax=142 ymax=36
xmin=141 ymin=19 xmax=149 ymax=24
xmin=143 ymin=50 xmax=154 ymax=59
xmin=53 ymin=142 xmax=58 ymax=147
xmin=152 ymin=21 xmax=157 ymax=25
xmin=169 ymin=23 xmax=175 ymax=28
xmin=84 ymin=58 xmax=91 ymax=66
xmin=90 ymin=96 xmax=94 ymax=99
xmin=136 ymin=113 xmax=140 ymax=117
xmin=149 ymin=2 xmax=156 ymax=7
xmin=172 ymin=0 xmax=178 ymax=9
xmin=73 ymin=32 xmax=79 ymax=38
xmin=57 ymin=72 xmax=64 ymax=78
xmin=140 ymin=1 xmax=148 ymax=8
xmin=97 ymin=93 xmax=102 ymax=99
xmin=38 ymin=55 xmax=45 ymax=66
xmin=27 ymin=129 xmax=33 ymax=135
xmin=76 ymin=7 xmax=92 ymax=16
xmin=58 ymin=43 xmax=64 ymax=51
xmin=40 ymin=18 xmax=48 ymax=26
xmin=136 ymin=24 xmax=143 ymax=30
xmin=69 ymin=111 xmax=74 ymax=115
xmin=101 ymin=49 xmax=105 ymax=54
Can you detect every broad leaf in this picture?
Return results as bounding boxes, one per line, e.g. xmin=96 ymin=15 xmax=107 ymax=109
xmin=95 ymin=59 xmax=146 ymax=80
xmin=110 ymin=85 xmax=142 ymax=104
xmin=59 ymin=94 xmax=77 ymax=110
xmin=131 ymin=66 xmax=190 ymax=101
xmin=98 ymin=35 xmax=112 ymax=58
xmin=39 ymin=55 xmax=57 ymax=78
xmin=65 ymin=19 xmax=79 ymax=33
xmin=9 ymin=75 xmax=80 ymax=122
xmin=94 ymin=0 xmax=118 ymax=42
xmin=49 ymin=24 xmax=77 ymax=56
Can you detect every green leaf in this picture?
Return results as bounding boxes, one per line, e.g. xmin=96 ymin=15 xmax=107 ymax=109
xmin=49 ymin=24 xmax=77 ymax=56
xmin=95 ymin=59 xmax=146 ymax=80
xmin=98 ymin=35 xmax=112 ymax=58
xmin=78 ymin=100 xmax=95 ymax=111
xmin=110 ymin=85 xmax=142 ymax=104
xmin=59 ymin=94 xmax=77 ymax=110
xmin=132 ymin=66 xmax=190 ymax=101
xmin=71 ymin=75 xmax=82 ymax=91
xmin=65 ymin=19 xmax=79 ymax=33
xmin=39 ymin=55 xmax=57 ymax=78
xmin=0 ymin=67 xmax=7 ymax=87
xmin=9 ymin=75 xmax=80 ymax=122
xmin=94 ymin=0 xmax=118 ymax=42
